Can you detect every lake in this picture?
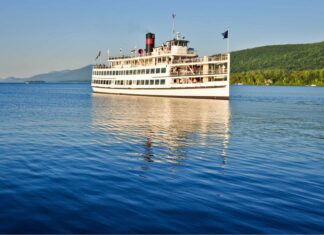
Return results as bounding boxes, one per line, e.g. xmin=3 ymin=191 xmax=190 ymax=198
xmin=0 ymin=84 xmax=323 ymax=233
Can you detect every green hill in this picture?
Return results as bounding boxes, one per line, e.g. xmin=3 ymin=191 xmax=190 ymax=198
xmin=230 ymin=41 xmax=324 ymax=85
xmin=231 ymin=41 xmax=324 ymax=72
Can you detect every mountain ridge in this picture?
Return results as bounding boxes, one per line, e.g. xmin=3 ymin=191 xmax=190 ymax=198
xmin=0 ymin=65 xmax=92 ymax=83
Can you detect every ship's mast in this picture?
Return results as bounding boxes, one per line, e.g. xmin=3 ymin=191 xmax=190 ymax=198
xmin=171 ymin=13 xmax=176 ymax=39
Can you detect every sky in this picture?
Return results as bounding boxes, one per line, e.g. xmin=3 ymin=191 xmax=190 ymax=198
xmin=0 ymin=0 xmax=323 ymax=78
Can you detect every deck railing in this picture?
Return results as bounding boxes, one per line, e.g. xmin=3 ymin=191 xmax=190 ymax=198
xmin=93 ymin=54 xmax=229 ymax=70
xmin=172 ymin=54 xmax=228 ymax=64
xmin=170 ymin=69 xmax=227 ymax=76
xmin=93 ymin=64 xmax=111 ymax=69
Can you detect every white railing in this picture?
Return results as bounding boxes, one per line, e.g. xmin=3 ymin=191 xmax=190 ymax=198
xmin=93 ymin=53 xmax=229 ymax=70
xmin=172 ymin=54 xmax=228 ymax=64
xmin=93 ymin=64 xmax=111 ymax=69
xmin=170 ymin=69 xmax=227 ymax=76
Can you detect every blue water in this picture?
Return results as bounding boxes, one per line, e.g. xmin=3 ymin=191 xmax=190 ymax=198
xmin=0 ymin=83 xmax=323 ymax=233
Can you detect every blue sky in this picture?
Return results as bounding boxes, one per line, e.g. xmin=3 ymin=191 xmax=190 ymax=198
xmin=0 ymin=0 xmax=323 ymax=78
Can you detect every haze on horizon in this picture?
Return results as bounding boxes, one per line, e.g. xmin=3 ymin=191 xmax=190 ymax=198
xmin=0 ymin=0 xmax=323 ymax=78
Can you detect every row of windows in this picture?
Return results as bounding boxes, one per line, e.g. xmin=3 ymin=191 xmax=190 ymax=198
xmin=93 ymin=79 xmax=166 ymax=86
xmin=93 ymin=67 xmax=166 ymax=76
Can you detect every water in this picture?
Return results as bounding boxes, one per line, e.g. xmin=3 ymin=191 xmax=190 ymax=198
xmin=0 ymin=83 xmax=323 ymax=233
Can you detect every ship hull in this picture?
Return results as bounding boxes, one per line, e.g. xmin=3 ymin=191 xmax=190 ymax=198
xmin=92 ymin=86 xmax=229 ymax=99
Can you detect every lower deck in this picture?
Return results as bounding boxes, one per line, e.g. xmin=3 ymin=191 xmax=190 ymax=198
xmin=92 ymin=75 xmax=228 ymax=89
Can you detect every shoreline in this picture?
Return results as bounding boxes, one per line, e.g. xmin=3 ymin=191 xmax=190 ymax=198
xmin=0 ymin=82 xmax=322 ymax=87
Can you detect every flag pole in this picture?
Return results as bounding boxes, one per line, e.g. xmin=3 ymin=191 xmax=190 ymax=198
xmin=227 ymin=28 xmax=229 ymax=53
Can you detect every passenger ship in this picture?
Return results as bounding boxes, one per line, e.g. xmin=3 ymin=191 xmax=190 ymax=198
xmin=92 ymin=32 xmax=230 ymax=99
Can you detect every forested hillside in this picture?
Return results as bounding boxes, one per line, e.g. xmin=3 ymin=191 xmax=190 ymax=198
xmin=230 ymin=41 xmax=324 ymax=85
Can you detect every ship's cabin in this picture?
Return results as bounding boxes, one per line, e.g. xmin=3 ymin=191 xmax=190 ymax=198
xmin=100 ymin=32 xmax=199 ymax=69
xmin=168 ymin=39 xmax=189 ymax=47
xmin=152 ymin=32 xmax=194 ymax=56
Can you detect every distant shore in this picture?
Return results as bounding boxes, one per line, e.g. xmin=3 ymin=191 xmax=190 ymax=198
xmin=231 ymin=69 xmax=324 ymax=86
xmin=231 ymin=82 xmax=323 ymax=87
xmin=0 ymin=82 xmax=322 ymax=87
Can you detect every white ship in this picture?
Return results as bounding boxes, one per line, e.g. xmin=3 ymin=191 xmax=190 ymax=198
xmin=92 ymin=31 xmax=230 ymax=99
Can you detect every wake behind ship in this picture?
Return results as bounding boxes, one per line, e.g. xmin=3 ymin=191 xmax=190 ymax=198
xmin=92 ymin=30 xmax=230 ymax=99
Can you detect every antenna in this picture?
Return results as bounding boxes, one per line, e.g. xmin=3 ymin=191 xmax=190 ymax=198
xmin=172 ymin=13 xmax=176 ymax=39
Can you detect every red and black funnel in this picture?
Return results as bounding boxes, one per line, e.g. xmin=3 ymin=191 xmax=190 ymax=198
xmin=145 ymin=33 xmax=155 ymax=54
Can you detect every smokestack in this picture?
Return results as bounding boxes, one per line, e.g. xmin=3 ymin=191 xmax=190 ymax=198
xmin=145 ymin=33 xmax=155 ymax=54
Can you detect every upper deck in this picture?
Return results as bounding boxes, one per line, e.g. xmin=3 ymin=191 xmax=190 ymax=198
xmin=92 ymin=31 xmax=229 ymax=76
xmin=93 ymin=53 xmax=228 ymax=70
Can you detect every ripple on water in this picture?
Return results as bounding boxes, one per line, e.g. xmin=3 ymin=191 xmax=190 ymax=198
xmin=0 ymin=84 xmax=324 ymax=233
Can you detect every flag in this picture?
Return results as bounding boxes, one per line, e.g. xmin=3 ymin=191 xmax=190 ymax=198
xmin=95 ymin=51 xmax=101 ymax=60
xmin=222 ymin=30 xmax=228 ymax=39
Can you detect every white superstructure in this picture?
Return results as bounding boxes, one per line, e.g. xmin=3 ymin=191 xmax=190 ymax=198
xmin=92 ymin=31 xmax=230 ymax=99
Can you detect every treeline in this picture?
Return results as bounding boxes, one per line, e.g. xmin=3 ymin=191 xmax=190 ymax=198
xmin=231 ymin=41 xmax=324 ymax=73
xmin=229 ymin=41 xmax=324 ymax=86
xmin=231 ymin=69 xmax=324 ymax=86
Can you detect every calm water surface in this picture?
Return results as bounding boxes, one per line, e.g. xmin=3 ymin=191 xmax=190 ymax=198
xmin=0 ymin=84 xmax=323 ymax=233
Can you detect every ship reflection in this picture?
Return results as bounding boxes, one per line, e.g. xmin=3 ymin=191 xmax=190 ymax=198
xmin=91 ymin=94 xmax=231 ymax=166
xmin=143 ymin=137 xmax=154 ymax=163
